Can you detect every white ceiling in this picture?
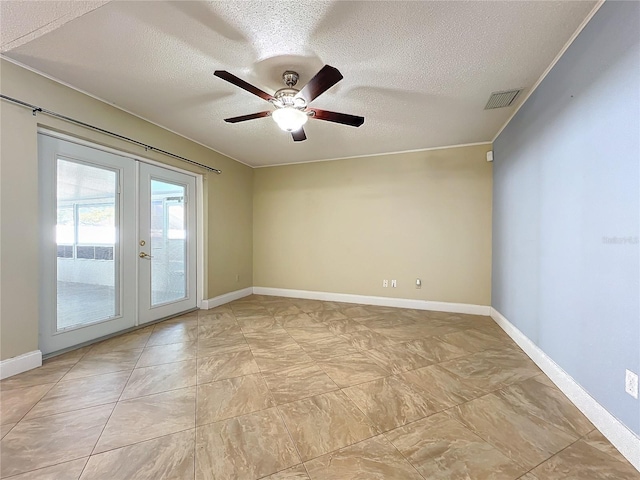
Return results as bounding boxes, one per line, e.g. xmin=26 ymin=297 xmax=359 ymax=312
xmin=1 ymin=1 xmax=597 ymax=167
xmin=0 ymin=1 xmax=108 ymax=51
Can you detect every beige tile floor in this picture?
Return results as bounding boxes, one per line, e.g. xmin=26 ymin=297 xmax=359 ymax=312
xmin=1 ymin=295 xmax=638 ymax=479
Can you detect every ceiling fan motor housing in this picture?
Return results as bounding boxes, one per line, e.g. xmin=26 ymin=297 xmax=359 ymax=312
xmin=273 ymin=88 xmax=306 ymax=109
xmin=271 ymin=71 xmax=306 ymax=109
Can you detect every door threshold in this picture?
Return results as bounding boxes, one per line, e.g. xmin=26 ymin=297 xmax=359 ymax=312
xmin=42 ymin=307 xmax=199 ymax=360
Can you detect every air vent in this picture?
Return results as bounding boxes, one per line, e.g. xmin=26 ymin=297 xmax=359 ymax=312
xmin=484 ymin=89 xmax=522 ymax=109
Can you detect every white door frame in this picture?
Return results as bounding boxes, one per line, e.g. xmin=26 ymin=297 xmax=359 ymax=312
xmin=38 ymin=128 xmax=205 ymax=310
xmin=38 ymin=129 xmax=205 ymax=351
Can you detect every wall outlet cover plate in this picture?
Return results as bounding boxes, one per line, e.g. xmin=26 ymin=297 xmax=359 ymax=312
xmin=625 ymin=369 xmax=638 ymax=399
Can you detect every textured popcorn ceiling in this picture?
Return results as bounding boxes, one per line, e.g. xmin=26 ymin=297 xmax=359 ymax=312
xmin=2 ymin=1 xmax=597 ymax=166
xmin=0 ymin=1 xmax=108 ymax=51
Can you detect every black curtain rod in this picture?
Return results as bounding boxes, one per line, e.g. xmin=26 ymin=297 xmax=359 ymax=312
xmin=0 ymin=94 xmax=222 ymax=174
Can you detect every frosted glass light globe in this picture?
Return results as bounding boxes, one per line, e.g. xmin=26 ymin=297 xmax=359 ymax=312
xmin=272 ymin=107 xmax=308 ymax=132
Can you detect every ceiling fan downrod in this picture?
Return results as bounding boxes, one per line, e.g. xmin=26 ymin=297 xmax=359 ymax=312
xmin=282 ymin=71 xmax=299 ymax=88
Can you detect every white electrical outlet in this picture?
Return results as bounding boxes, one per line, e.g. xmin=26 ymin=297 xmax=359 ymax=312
xmin=391 ymin=279 xmax=397 ymax=288
xmin=383 ymin=280 xmax=388 ymax=288
xmin=416 ymin=278 xmax=422 ymax=289
xmin=625 ymin=370 xmax=638 ymax=399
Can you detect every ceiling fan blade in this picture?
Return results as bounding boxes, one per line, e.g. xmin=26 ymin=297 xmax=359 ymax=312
xmin=296 ymin=65 xmax=343 ymax=103
xmin=224 ymin=111 xmax=271 ymax=123
xmin=291 ymin=127 xmax=307 ymax=142
xmin=214 ymin=70 xmax=274 ymax=101
xmin=307 ymin=108 xmax=364 ymax=127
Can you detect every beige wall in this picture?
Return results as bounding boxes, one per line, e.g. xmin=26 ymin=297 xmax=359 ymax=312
xmin=0 ymin=58 xmax=492 ymax=362
xmin=253 ymin=144 xmax=493 ymax=305
xmin=0 ymin=59 xmax=253 ymax=361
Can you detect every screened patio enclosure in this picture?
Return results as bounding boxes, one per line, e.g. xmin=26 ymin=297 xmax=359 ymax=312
xmin=56 ymin=159 xmax=186 ymax=330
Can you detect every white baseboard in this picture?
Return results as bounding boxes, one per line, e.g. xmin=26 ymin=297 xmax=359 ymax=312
xmin=201 ymin=287 xmax=254 ymax=310
xmin=0 ymin=350 xmax=42 ymax=380
xmin=490 ymin=307 xmax=640 ymax=472
xmin=253 ymin=287 xmax=490 ymax=316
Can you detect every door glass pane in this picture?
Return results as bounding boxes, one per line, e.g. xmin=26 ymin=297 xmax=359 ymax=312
xmin=57 ymin=159 xmax=118 ymax=330
xmin=150 ymin=179 xmax=187 ymax=305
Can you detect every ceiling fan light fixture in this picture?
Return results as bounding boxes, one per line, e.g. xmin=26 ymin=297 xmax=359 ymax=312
xmin=272 ymin=107 xmax=308 ymax=132
xmin=215 ymin=65 xmax=364 ymax=141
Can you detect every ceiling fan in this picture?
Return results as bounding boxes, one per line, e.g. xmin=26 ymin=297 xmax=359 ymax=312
xmin=213 ymin=65 xmax=364 ymax=142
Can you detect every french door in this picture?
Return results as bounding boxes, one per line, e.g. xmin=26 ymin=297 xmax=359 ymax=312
xmin=138 ymin=163 xmax=196 ymax=324
xmin=38 ymin=134 xmax=197 ymax=354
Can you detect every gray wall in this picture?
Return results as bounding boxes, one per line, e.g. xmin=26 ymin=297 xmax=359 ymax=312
xmin=493 ymin=0 xmax=639 ymax=436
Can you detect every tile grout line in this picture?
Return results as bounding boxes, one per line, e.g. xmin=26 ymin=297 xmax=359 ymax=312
xmin=3 ymin=298 xmax=627 ymax=478
xmin=441 ymin=411 xmax=531 ymax=474
xmin=196 ymin=308 xmax=529 ymax=421
xmin=3 ymin=340 xmax=146 ymax=478
xmin=3 ymin=381 xmax=58 ymax=426
xmin=236 ymin=308 xmax=384 ymax=473
xmin=1 ymin=456 xmax=91 ymax=479
xmin=327 ymin=381 xmax=431 ymax=478
xmin=323 ymin=369 xmax=568 ymax=477
xmin=1 ymin=314 xmax=184 ymax=478
xmin=272 ymin=401 xmax=309 ymax=476
xmin=193 ymin=316 xmax=200 ymax=480
xmin=79 ymin=427 xmax=197 ymax=462
xmin=210 ymin=300 xmax=627 ymax=475
xmin=577 ymin=427 xmax=629 ymax=464
xmin=382 ymin=433 xmax=429 ymax=480
xmin=87 ymin=345 xmax=145 ymax=460
xmin=229 ymin=306 xmax=310 ymax=477
xmin=430 ymin=384 xmax=584 ymax=475
xmin=1 ymin=343 xmax=98 ymax=425
xmin=515 ymin=435 xmax=585 ymax=477
xmin=99 ymin=316 xmax=198 ymax=464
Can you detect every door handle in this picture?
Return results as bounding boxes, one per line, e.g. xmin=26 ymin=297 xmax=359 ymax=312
xmin=139 ymin=252 xmax=153 ymax=259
